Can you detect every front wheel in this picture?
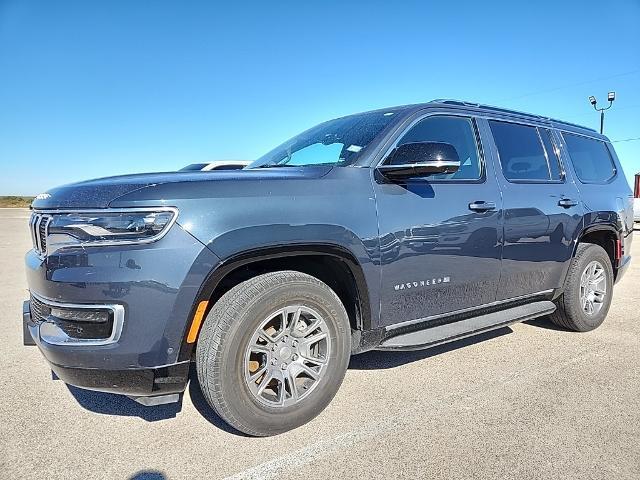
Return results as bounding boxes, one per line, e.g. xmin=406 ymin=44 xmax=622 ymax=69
xmin=196 ymin=271 xmax=351 ymax=436
xmin=550 ymin=243 xmax=614 ymax=332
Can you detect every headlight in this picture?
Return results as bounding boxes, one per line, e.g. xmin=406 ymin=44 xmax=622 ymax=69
xmin=41 ymin=208 xmax=177 ymax=254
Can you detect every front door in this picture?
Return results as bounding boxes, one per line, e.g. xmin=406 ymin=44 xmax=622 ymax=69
xmin=373 ymin=113 xmax=503 ymax=328
xmin=482 ymin=118 xmax=584 ymax=300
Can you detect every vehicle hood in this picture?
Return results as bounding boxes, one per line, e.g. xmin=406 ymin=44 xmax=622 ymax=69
xmin=30 ymin=167 xmax=333 ymax=209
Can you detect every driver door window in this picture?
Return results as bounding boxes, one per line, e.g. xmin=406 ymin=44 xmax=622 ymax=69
xmin=392 ymin=116 xmax=483 ymax=181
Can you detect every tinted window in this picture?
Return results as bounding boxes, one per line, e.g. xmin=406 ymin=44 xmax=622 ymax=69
xmin=563 ymin=134 xmax=616 ymax=183
xmin=490 ymin=121 xmax=559 ymax=181
xmin=392 ymin=116 xmax=482 ymax=180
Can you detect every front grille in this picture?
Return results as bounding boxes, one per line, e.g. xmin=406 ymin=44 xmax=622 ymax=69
xmin=30 ymin=294 xmax=51 ymax=323
xmin=29 ymin=213 xmax=51 ymax=256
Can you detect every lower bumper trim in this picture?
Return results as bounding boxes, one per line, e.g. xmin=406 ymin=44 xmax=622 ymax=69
xmin=128 ymin=394 xmax=181 ymax=406
xmin=48 ymin=361 xmax=191 ymax=397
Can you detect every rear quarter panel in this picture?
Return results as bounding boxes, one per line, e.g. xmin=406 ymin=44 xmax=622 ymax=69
xmin=556 ymin=129 xmax=633 ymax=259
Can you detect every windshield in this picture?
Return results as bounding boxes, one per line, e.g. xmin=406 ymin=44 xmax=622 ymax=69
xmin=249 ymin=110 xmax=399 ymax=168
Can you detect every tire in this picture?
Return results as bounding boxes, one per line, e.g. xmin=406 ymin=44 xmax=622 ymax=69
xmin=550 ymin=243 xmax=614 ymax=332
xmin=195 ymin=270 xmax=351 ymax=436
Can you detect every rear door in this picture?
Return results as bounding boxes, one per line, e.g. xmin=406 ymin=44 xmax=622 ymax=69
xmin=481 ymin=118 xmax=584 ymax=300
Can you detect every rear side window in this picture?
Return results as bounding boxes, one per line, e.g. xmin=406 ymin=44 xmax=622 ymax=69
xmin=563 ymin=133 xmax=616 ymax=183
xmin=489 ymin=121 xmax=563 ymax=182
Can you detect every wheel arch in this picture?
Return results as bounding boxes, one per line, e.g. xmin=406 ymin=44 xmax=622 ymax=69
xmin=177 ymin=243 xmax=372 ymax=361
xmin=574 ymin=222 xmax=620 ymax=272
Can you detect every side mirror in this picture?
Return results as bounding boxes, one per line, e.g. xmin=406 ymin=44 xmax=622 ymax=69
xmin=377 ymin=142 xmax=460 ymax=181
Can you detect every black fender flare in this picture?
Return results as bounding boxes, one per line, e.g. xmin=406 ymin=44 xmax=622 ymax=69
xmin=573 ymin=221 xmax=621 ymax=264
xmin=177 ymin=243 xmax=372 ymax=361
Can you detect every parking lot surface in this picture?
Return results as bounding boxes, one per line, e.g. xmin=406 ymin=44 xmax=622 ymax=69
xmin=1 ymin=208 xmax=638 ymax=479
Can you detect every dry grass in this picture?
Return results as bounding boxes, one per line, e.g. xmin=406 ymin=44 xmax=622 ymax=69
xmin=0 ymin=196 xmax=34 ymax=208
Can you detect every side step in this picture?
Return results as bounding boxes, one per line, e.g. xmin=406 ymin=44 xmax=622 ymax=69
xmin=378 ymin=300 xmax=556 ymax=351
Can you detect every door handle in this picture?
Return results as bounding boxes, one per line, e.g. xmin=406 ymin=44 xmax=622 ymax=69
xmin=468 ymin=201 xmax=496 ymax=212
xmin=558 ymin=198 xmax=578 ymax=208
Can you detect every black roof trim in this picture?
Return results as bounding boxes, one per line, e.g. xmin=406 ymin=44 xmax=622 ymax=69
xmin=428 ymin=99 xmax=597 ymax=133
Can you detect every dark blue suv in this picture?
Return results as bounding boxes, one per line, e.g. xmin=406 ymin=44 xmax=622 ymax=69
xmin=24 ymin=100 xmax=634 ymax=436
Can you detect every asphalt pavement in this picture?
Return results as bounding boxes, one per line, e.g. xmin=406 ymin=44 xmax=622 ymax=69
xmin=1 ymin=208 xmax=638 ymax=479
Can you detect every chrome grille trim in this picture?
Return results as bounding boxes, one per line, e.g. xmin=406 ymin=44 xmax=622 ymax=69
xmin=29 ymin=212 xmax=52 ymax=257
xmin=39 ymin=216 xmax=50 ymax=252
xmin=29 ymin=214 xmax=38 ymax=252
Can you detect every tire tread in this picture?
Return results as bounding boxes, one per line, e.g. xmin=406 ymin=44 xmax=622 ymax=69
xmin=196 ymin=271 xmax=346 ymax=436
xmin=550 ymin=243 xmax=613 ymax=332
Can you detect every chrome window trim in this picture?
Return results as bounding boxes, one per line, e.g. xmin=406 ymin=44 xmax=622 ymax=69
xmin=30 ymin=291 xmax=125 ymax=346
xmin=30 ymin=207 xmax=179 ymax=254
xmin=385 ymin=289 xmax=554 ymax=331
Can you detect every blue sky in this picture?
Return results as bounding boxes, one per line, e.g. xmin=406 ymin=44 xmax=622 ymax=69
xmin=1 ymin=0 xmax=639 ymax=195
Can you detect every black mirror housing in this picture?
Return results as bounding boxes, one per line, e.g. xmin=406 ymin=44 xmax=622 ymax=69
xmin=377 ymin=142 xmax=461 ymax=181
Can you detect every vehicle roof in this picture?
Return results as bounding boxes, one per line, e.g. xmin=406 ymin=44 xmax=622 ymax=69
xmin=355 ymin=99 xmax=606 ymax=140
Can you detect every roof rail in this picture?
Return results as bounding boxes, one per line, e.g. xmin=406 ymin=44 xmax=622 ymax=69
xmin=429 ymin=99 xmax=597 ymax=132
xmin=546 ymin=118 xmax=598 ymax=132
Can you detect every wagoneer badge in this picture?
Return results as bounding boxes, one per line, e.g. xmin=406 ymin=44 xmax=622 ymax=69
xmin=394 ymin=277 xmax=450 ymax=291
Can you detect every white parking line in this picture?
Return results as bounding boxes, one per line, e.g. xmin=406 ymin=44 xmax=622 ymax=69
xmin=225 ymin=421 xmax=393 ymax=480
xmin=226 ymin=346 xmax=603 ymax=480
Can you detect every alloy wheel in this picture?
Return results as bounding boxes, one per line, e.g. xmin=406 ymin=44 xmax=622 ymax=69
xmin=579 ymin=260 xmax=607 ymax=316
xmin=244 ymin=305 xmax=331 ymax=407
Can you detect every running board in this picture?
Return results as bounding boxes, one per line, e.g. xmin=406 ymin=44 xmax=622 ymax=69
xmin=378 ymin=301 xmax=556 ymax=351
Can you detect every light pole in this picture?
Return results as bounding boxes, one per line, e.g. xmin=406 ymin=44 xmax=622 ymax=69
xmin=588 ymin=92 xmax=616 ymax=134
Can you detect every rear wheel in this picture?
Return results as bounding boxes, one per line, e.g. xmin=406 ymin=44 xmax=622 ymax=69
xmin=550 ymin=243 xmax=613 ymax=332
xmin=196 ymin=271 xmax=351 ymax=436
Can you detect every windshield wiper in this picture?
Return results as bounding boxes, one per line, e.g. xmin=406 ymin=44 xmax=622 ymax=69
xmin=256 ymin=163 xmax=337 ymax=168
xmin=256 ymin=163 xmax=295 ymax=168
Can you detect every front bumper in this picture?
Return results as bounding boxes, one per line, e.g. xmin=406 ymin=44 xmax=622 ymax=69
xmin=50 ymin=361 xmax=190 ymax=397
xmin=23 ymin=299 xmax=190 ymax=396
xmin=24 ymin=223 xmax=220 ymax=398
